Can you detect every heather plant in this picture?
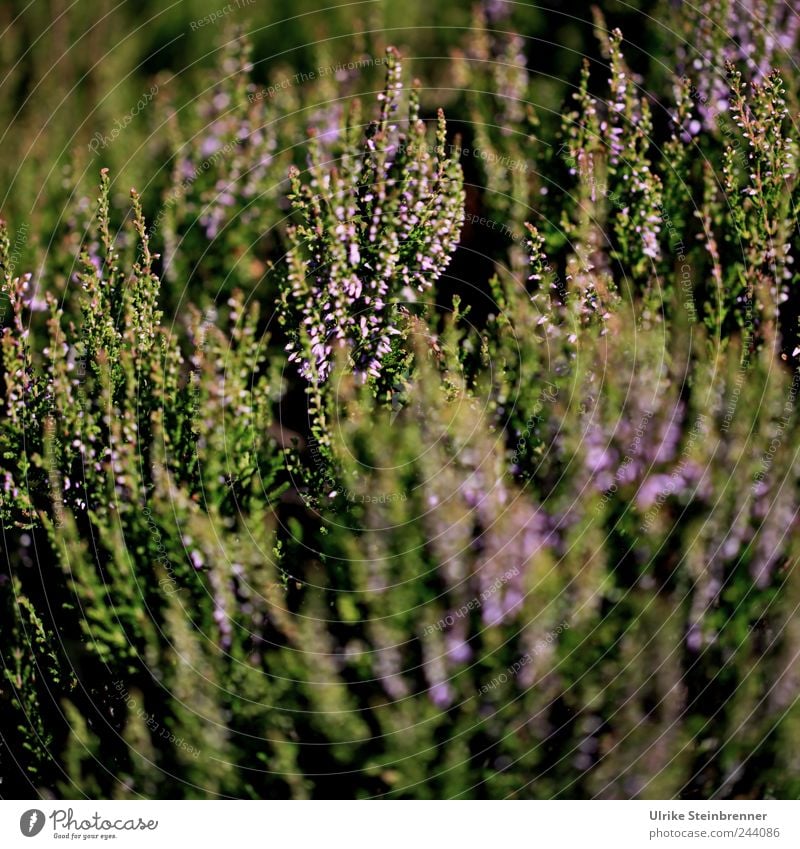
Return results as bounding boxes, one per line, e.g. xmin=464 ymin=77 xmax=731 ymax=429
xmin=301 ymin=268 xmax=800 ymax=797
xmin=674 ymin=0 xmax=800 ymax=132
xmin=278 ymin=49 xmax=465 ymax=386
xmin=0 ymin=172 xmax=290 ymax=794
xmin=157 ymin=37 xmax=289 ymax=302
xmin=451 ymin=7 xmax=538 ymax=272
xmin=1 ymin=2 xmax=800 ymax=802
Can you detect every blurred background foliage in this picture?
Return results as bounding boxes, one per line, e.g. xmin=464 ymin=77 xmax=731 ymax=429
xmin=0 ymin=0 xmax=664 ymax=267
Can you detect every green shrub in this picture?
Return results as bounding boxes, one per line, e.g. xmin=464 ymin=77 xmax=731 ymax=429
xmin=1 ymin=3 xmax=799 ymax=799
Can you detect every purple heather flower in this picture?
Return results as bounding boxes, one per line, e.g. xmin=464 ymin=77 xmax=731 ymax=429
xmin=483 ymin=0 xmax=513 ymax=22
xmin=429 ymin=680 xmax=454 ymax=709
xmin=446 ymin=634 xmax=473 ymax=664
xmin=374 ymin=645 xmax=410 ymax=699
xmin=636 ymin=474 xmax=675 ymax=509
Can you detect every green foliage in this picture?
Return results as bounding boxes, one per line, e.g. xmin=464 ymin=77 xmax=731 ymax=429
xmin=1 ymin=1 xmax=800 ymax=801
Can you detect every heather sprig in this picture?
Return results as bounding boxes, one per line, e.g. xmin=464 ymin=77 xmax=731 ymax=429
xmin=453 ymin=9 xmax=538 ymax=271
xmin=721 ymin=67 xmax=797 ymax=343
xmin=560 ymin=28 xmax=664 ymax=285
xmin=159 ymin=36 xmax=287 ymax=301
xmin=279 ymin=48 xmax=465 ymax=384
xmin=683 ymin=64 xmax=799 ymax=344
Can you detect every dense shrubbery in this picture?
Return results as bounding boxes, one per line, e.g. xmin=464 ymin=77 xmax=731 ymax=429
xmin=1 ymin=2 xmax=800 ymax=799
